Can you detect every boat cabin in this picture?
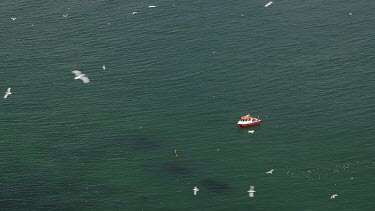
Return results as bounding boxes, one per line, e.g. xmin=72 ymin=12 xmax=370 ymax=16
xmin=240 ymin=114 xmax=253 ymax=121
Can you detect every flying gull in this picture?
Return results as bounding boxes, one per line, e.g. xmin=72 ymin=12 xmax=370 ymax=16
xmin=265 ymin=1 xmax=273 ymax=7
xmin=266 ymin=169 xmax=274 ymax=174
xmin=148 ymin=5 xmax=157 ymax=8
xmin=72 ymin=70 xmax=90 ymax=83
xmin=248 ymin=186 xmax=255 ymax=198
xmin=11 ymin=18 xmax=16 ymax=21
xmin=248 ymin=130 xmax=255 ymax=134
xmin=4 ymin=88 xmax=12 ymax=99
xmin=102 ymin=65 xmax=106 ymax=70
xmin=330 ymin=194 xmax=338 ymax=199
xmin=193 ymin=186 xmax=199 ymax=195
xmin=63 ymin=14 xmax=69 ymax=17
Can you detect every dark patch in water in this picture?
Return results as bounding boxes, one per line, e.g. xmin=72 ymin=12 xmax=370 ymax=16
xmin=165 ymin=163 xmax=193 ymax=176
xmin=62 ymin=181 xmax=75 ymax=192
xmin=139 ymin=195 xmax=150 ymax=202
xmin=47 ymin=130 xmax=165 ymax=165
xmin=109 ymin=132 xmax=164 ymax=152
xmin=127 ymin=136 xmax=163 ymax=151
xmin=201 ymin=178 xmax=230 ymax=193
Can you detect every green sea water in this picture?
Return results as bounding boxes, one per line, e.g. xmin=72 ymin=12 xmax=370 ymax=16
xmin=1 ymin=0 xmax=374 ymax=210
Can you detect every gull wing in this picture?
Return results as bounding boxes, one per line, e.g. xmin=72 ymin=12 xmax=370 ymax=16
xmin=265 ymin=1 xmax=273 ymax=7
xmin=72 ymin=70 xmax=82 ymax=77
xmin=250 ymin=186 xmax=254 ymax=191
xmin=7 ymin=88 xmax=11 ymax=93
xmin=249 ymin=192 xmax=254 ymax=197
xmin=80 ymin=76 xmax=90 ymax=83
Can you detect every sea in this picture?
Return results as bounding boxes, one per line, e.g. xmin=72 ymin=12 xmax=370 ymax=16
xmin=0 ymin=0 xmax=374 ymax=210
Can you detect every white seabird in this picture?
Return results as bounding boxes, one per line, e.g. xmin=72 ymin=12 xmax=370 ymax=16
xmin=265 ymin=1 xmax=273 ymax=7
xmin=72 ymin=70 xmax=90 ymax=83
xmin=102 ymin=65 xmax=106 ymax=70
xmin=4 ymin=88 xmax=12 ymax=99
xmin=11 ymin=18 xmax=17 ymax=21
xmin=330 ymin=194 xmax=338 ymax=199
xmin=266 ymin=169 xmax=274 ymax=174
xmin=63 ymin=14 xmax=69 ymax=17
xmin=248 ymin=130 xmax=255 ymax=134
xmin=148 ymin=5 xmax=157 ymax=8
xmin=132 ymin=12 xmax=138 ymax=15
xmin=193 ymin=186 xmax=199 ymax=195
xmin=248 ymin=186 xmax=255 ymax=198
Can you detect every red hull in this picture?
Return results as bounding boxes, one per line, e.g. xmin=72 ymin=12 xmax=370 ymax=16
xmin=237 ymin=121 xmax=261 ymax=128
